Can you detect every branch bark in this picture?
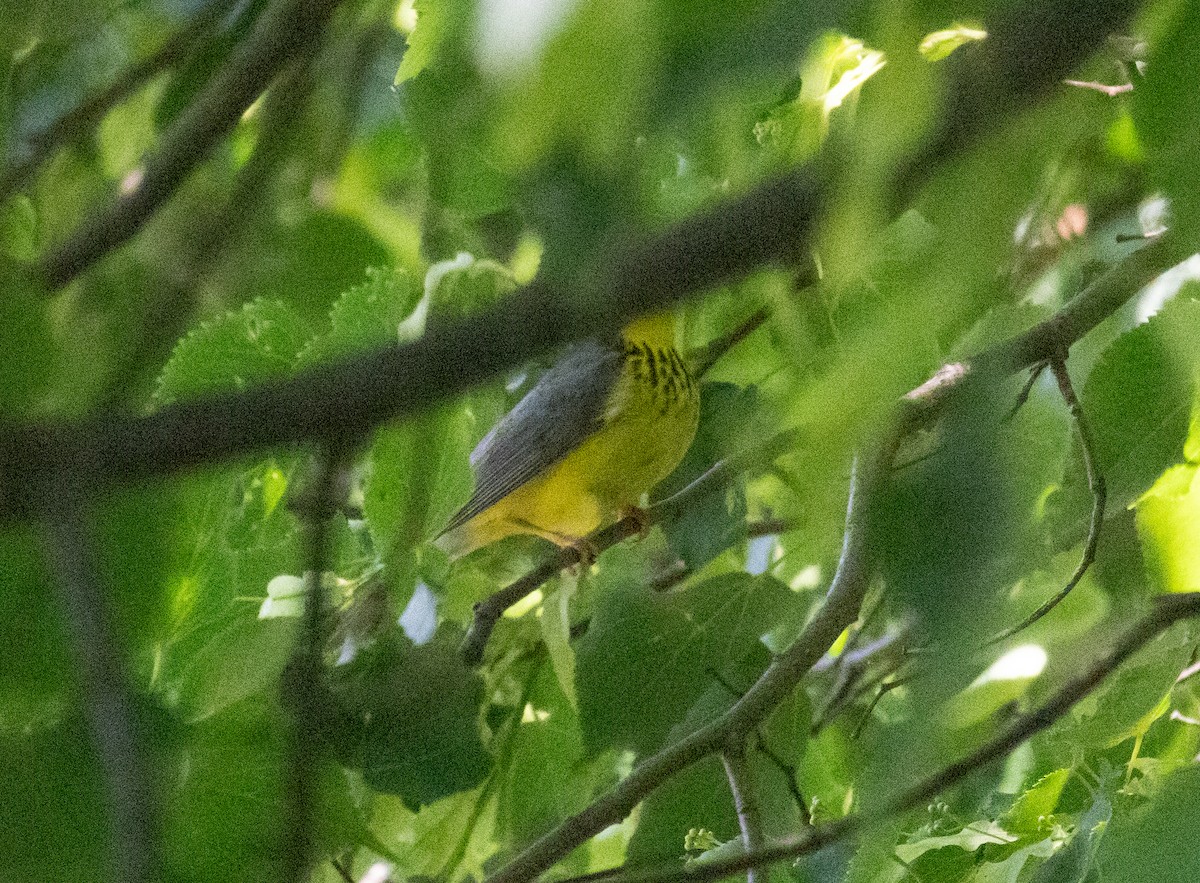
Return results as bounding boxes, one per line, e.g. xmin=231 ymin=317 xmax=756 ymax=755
xmin=721 ymin=746 xmax=765 ymax=883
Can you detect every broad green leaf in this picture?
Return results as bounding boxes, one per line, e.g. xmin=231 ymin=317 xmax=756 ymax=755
xmin=1135 ymin=463 xmax=1200 ymax=594
xmin=1002 ymin=769 xmax=1070 ymax=838
xmin=576 ymin=572 xmax=791 ymax=754
xmin=1083 ymin=294 xmax=1200 ymax=508
xmin=370 ymin=786 xmax=499 ymax=880
xmin=395 ymin=0 xmax=472 ymax=85
xmin=330 ymin=636 xmax=491 ymax=808
xmin=154 ymin=299 xmax=309 ymax=405
xmin=296 ymin=267 xmax=423 ymax=366
xmin=426 ymin=251 xmax=517 ymax=321
xmin=497 ymin=663 xmax=587 ymax=848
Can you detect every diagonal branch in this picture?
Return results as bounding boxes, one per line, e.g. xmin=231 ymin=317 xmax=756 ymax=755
xmin=459 ymin=430 xmax=801 ymax=665
xmin=721 ymin=745 xmax=765 ymax=883
xmin=0 ymin=0 xmax=1159 ymax=521
xmin=581 ymin=592 xmax=1200 ymax=883
xmin=36 ymin=0 xmax=345 ymax=290
xmin=0 ymin=0 xmax=240 ymax=201
xmin=40 ymin=474 xmax=160 ymax=883
xmin=481 ymin=230 xmax=1181 ymax=883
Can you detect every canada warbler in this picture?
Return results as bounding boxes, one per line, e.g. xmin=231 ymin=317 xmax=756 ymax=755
xmin=435 ymin=312 xmax=699 ymax=558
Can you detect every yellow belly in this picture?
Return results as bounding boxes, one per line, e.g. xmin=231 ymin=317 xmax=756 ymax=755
xmin=450 ymin=355 xmax=699 ymax=555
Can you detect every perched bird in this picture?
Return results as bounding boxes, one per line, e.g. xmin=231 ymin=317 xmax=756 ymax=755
xmin=435 ymin=312 xmax=700 ymax=559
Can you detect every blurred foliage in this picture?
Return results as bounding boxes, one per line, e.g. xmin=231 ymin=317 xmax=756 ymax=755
xmin=2 ymin=0 xmax=1200 ymax=882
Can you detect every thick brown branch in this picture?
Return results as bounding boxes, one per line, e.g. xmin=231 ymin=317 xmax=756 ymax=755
xmin=35 ymin=0 xmax=344 ymax=289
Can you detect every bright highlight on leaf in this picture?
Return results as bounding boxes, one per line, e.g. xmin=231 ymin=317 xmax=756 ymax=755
xmin=918 ymin=25 xmax=987 ymax=61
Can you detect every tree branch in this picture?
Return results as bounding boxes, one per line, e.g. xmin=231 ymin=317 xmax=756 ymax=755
xmin=281 ymin=443 xmax=351 ymax=882
xmin=721 ymin=745 xmax=765 ymax=883
xmin=582 ymin=592 xmax=1200 ymax=883
xmin=40 ymin=475 xmax=160 ymax=883
xmin=482 ymin=229 xmax=1182 ymax=883
xmin=0 ymin=0 xmax=1155 ymax=519
xmin=0 ymin=0 xmax=240 ymax=201
xmin=990 ymin=357 xmax=1106 ymax=643
xmin=35 ymin=0 xmax=344 ymax=290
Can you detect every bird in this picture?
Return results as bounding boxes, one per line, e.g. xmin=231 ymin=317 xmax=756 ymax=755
xmin=434 ymin=311 xmax=700 ymax=559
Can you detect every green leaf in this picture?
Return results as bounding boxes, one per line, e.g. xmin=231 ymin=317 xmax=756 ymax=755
xmin=576 ymin=572 xmax=791 ymax=754
xmin=154 ymin=299 xmax=310 ymax=405
xmin=497 ymin=662 xmax=587 ymax=847
xmin=1052 ymin=626 xmax=1192 ymax=756
xmin=918 ymin=24 xmax=987 ymax=62
xmin=1083 ymin=294 xmax=1200 ymax=508
xmin=540 ymin=576 xmax=579 ymax=709
xmin=427 ymin=251 xmax=518 ymax=321
xmin=330 ymin=636 xmax=491 ymax=808
xmin=1135 ymin=462 xmax=1200 ymax=594
xmin=1002 ymin=769 xmax=1070 ymax=838
xmin=395 ymin=0 xmax=472 ymax=85
xmin=296 ymin=266 xmax=423 ymax=366
xmin=0 ymin=262 xmax=56 ymax=416
xmin=1027 ymin=794 xmax=1110 ymax=883
xmin=1098 ymin=765 xmax=1200 ymax=883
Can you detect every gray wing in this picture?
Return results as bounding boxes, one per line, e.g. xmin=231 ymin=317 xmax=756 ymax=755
xmin=440 ymin=339 xmax=623 ymax=534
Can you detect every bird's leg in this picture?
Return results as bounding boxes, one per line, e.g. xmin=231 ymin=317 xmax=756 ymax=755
xmin=512 ymin=517 xmax=599 ymax=571
xmin=620 ymin=505 xmax=652 ymax=540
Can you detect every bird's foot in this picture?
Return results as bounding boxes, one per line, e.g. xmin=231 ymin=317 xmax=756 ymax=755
xmin=567 ymin=536 xmax=599 ymax=573
xmin=620 ymin=505 xmax=652 ymax=540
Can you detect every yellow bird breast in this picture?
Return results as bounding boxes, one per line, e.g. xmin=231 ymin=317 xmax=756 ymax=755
xmin=436 ymin=325 xmax=699 ymax=558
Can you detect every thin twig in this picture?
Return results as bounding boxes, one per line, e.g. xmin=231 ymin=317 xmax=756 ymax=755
xmin=572 ymin=593 xmax=1200 ymax=883
xmin=1063 ymin=79 xmax=1134 ymax=96
xmin=40 ymin=474 xmax=160 ymax=883
xmin=281 ymin=443 xmax=350 ymax=883
xmin=852 ymin=676 xmax=909 ymax=740
xmin=36 ymin=0 xmax=345 ymax=289
xmin=990 ymin=358 xmax=1106 ymax=643
xmin=690 ymin=307 xmax=772 ymax=377
xmin=459 ymin=431 xmax=801 ymax=665
xmin=810 ymin=630 xmax=909 ymax=733
xmin=0 ymin=0 xmax=240 ymax=200
xmin=1003 ymin=361 xmax=1048 ymax=423
xmin=721 ymin=746 xmax=765 ymax=883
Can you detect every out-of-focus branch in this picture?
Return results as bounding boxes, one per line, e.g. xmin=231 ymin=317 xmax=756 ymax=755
xmin=0 ymin=0 xmax=240 ymax=201
xmin=571 ymin=592 xmax=1200 ymax=883
xmin=281 ymin=443 xmax=351 ymax=882
xmin=40 ymin=475 xmax=160 ymax=883
xmin=0 ymin=0 xmax=1156 ymax=519
xmin=36 ymin=0 xmax=345 ymax=289
xmin=690 ymin=307 xmax=771 ymax=377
